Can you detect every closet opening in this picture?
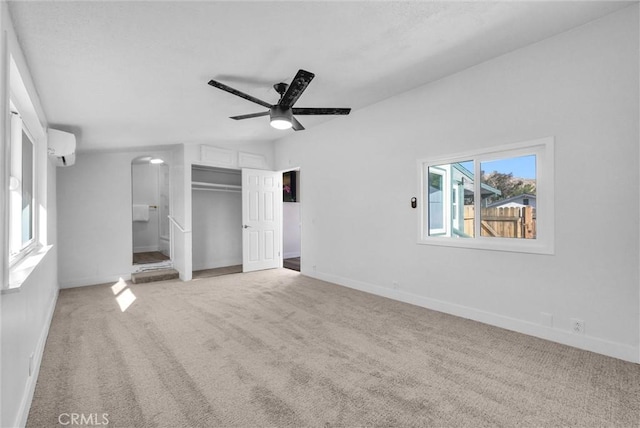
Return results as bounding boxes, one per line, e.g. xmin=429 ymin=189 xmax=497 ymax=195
xmin=191 ymin=165 xmax=243 ymax=279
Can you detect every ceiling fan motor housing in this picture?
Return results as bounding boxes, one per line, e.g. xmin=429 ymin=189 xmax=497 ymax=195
xmin=274 ymin=82 xmax=288 ymax=96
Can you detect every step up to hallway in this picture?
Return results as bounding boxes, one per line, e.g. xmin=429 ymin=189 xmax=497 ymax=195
xmin=131 ymin=269 xmax=179 ymax=284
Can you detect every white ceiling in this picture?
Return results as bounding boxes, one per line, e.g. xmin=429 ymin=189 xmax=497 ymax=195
xmin=7 ymin=1 xmax=633 ymax=152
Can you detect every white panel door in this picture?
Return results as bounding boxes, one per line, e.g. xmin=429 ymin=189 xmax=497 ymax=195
xmin=242 ymin=168 xmax=281 ymax=272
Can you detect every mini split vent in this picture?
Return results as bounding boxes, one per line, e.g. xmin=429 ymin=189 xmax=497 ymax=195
xmin=47 ymin=128 xmax=76 ymax=167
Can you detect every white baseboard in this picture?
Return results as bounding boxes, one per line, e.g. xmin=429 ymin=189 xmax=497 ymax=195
xmin=193 ymin=257 xmax=242 ymax=272
xmin=308 ymin=270 xmax=639 ymax=364
xmin=60 ymin=273 xmax=132 ymax=289
xmin=16 ymin=287 xmax=59 ymax=428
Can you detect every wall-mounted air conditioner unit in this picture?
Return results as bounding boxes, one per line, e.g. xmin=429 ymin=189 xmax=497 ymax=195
xmin=47 ymin=128 xmax=76 ymax=167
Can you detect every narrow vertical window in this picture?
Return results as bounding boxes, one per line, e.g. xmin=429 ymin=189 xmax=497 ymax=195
xmin=9 ymin=112 xmax=36 ymax=260
xmin=428 ymin=166 xmax=446 ymax=235
xmin=21 ymin=130 xmax=34 ymax=245
xmin=454 ymin=161 xmax=474 ymax=238
xmin=426 ymin=161 xmax=474 ymax=238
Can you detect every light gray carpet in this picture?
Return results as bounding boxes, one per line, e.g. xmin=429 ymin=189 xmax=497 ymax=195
xmin=28 ymin=269 xmax=639 ymax=427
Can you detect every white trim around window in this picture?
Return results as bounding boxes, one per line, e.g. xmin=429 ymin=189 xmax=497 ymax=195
xmin=8 ymin=109 xmax=38 ymax=267
xmin=417 ymin=137 xmax=555 ymax=255
xmin=4 ymin=53 xmax=47 ymax=291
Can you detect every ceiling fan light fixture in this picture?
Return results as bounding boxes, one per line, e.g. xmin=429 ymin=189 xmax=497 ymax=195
xmin=270 ymin=119 xmax=292 ymax=130
xmin=270 ymin=106 xmax=293 ymax=130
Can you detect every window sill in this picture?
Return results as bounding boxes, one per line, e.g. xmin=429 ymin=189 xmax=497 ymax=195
xmin=417 ymin=237 xmax=554 ymax=255
xmin=3 ymin=245 xmax=53 ymax=294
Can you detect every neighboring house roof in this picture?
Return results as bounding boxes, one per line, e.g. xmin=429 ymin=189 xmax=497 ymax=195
xmin=487 ymin=193 xmax=536 ymax=208
xmin=452 ymin=163 xmax=501 ymax=197
xmin=480 ymin=183 xmax=502 ymax=198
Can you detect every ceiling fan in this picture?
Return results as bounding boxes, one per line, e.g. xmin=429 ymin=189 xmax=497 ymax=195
xmin=208 ymin=69 xmax=351 ymax=131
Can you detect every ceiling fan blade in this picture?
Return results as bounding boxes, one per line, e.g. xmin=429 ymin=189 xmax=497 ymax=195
xmin=291 ymin=116 xmax=305 ymax=131
xmin=229 ymin=111 xmax=270 ymax=120
xmin=292 ymin=107 xmax=351 ymax=115
xmin=208 ymin=79 xmax=272 ymax=108
xmin=279 ymin=69 xmax=315 ymax=108
xmin=213 ymin=74 xmax=280 ymax=87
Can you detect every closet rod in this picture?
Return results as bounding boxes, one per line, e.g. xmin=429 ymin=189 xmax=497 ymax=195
xmin=192 ymin=187 xmax=241 ymax=193
xmin=192 ymin=181 xmax=241 ymax=190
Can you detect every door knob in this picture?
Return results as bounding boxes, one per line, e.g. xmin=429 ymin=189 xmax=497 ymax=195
xmin=243 ymin=225 xmax=251 ymax=229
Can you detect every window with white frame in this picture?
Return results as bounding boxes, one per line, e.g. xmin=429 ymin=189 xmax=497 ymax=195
xmin=418 ymin=137 xmax=554 ymax=254
xmin=8 ymin=110 xmax=36 ymax=263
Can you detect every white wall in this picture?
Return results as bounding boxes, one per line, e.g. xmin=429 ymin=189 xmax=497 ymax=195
xmin=57 ymin=149 xmax=174 ymax=288
xmin=1 ymin=243 xmax=57 ymax=428
xmin=274 ymin=6 xmax=639 ymax=362
xmin=192 ymin=190 xmax=242 ymax=270
xmin=1 ymin=4 xmax=59 ymax=427
xmin=169 ymin=144 xmax=189 ymax=280
xmin=132 ymin=163 xmax=160 ymax=253
xmin=1 ymin=2 xmax=8 ymax=292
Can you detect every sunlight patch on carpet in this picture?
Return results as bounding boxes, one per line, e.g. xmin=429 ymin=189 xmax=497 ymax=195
xmin=111 ymin=278 xmax=128 ymax=295
xmin=116 ymin=288 xmax=137 ymax=312
xmin=111 ymin=278 xmax=137 ymax=312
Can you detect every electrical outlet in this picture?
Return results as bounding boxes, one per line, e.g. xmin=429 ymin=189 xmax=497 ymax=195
xmin=570 ymin=318 xmax=585 ymax=335
xmin=312 ymin=265 xmax=316 ymax=272
xmin=392 ymin=281 xmax=399 ymax=290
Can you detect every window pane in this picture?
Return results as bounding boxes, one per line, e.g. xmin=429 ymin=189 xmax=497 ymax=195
xmin=428 ymin=167 xmax=445 ymax=234
xmin=455 ymin=161 xmax=474 ymax=238
xmin=480 ymin=155 xmax=536 ymax=239
xmin=21 ymin=131 xmax=33 ymax=245
xmin=427 ymin=161 xmax=474 ymax=237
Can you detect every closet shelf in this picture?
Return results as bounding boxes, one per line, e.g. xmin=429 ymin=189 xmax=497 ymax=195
xmin=192 ymin=181 xmax=242 ymax=192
